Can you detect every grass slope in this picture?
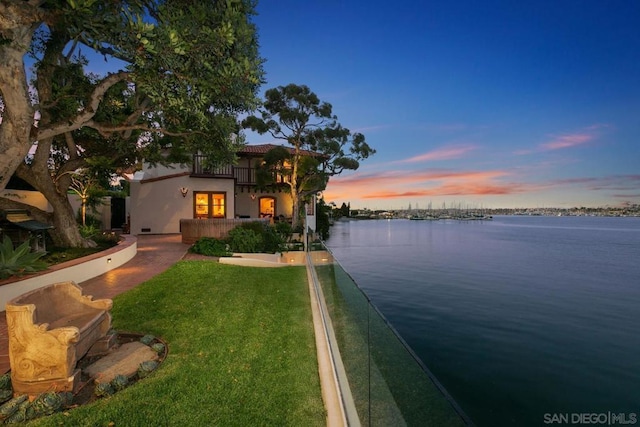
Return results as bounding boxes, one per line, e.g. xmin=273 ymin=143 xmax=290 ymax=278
xmin=29 ymin=261 xmax=325 ymax=426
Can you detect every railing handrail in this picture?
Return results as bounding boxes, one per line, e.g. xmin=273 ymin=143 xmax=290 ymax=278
xmin=314 ymin=241 xmax=475 ymax=426
xmin=191 ymin=155 xmax=291 ymax=185
xmin=306 ymin=251 xmax=361 ymax=427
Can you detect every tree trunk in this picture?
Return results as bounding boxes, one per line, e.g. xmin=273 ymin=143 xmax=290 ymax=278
xmin=291 ymin=195 xmax=301 ymax=230
xmin=45 ymin=189 xmax=91 ymax=248
xmin=0 ymin=4 xmax=38 ymax=191
xmin=290 ymin=143 xmax=301 ymax=230
xmin=16 ymin=162 xmax=91 ymax=248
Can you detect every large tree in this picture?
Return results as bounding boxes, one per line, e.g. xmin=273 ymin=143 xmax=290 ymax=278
xmin=0 ymin=0 xmax=264 ymax=246
xmin=243 ymin=84 xmax=375 ymax=229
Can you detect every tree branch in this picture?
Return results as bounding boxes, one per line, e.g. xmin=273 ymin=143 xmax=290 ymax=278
xmin=64 ymin=131 xmax=80 ymax=160
xmin=57 ymin=157 xmax=87 ymax=177
xmin=36 ymin=71 xmax=129 ymax=141
xmin=122 ymin=96 xmax=151 ymax=139
xmin=84 ymin=120 xmax=208 ymax=139
xmin=14 ymin=163 xmax=37 ymax=189
xmin=267 ymin=129 xmax=288 ymax=141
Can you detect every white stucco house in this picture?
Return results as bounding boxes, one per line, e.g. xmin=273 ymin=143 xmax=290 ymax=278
xmin=128 ymin=144 xmax=299 ymax=236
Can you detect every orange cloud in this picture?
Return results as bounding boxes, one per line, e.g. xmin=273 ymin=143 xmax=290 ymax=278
xmin=324 ymin=168 xmax=519 ymax=200
xmin=332 ymin=169 xmax=507 ymax=187
xmin=514 ymin=124 xmax=610 ymax=155
xmin=325 ymin=170 xmax=640 ymax=203
xmin=540 ymin=133 xmax=593 ymax=150
xmin=399 ymin=145 xmax=477 ymax=163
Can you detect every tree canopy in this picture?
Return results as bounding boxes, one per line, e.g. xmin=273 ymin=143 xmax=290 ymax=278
xmin=243 ymin=83 xmax=375 ymax=228
xmin=0 ymin=0 xmax=264 ymax=246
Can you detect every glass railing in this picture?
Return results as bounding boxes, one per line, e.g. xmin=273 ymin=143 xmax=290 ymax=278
xmin=309 ymin=244 xmax=473 ymax=426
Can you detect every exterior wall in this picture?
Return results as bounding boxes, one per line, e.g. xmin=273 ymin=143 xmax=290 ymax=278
xmin=234 ymin=190 xmax=293 ymax=219
xmin=68 ymin=195 xmax=130 ymax=231
xmin=180 ymin=218 xmax=270 ymax=244
xmin=0 ymin=190 xmax=51 ymax=212
xmin=236 ymin=157 xmax=255 ymax=169
xmin=130 ymin=175 xmax=235 ymax=235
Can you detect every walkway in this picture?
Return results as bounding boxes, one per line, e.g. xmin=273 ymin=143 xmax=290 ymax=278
xmin=0 ymin=234 xmax=191 ymax=374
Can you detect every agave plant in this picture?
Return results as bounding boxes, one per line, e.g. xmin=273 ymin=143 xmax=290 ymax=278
xmin=137 ymin=360 xmax=159 ymax=378
xmin=94 ymin=382 xmax=114 ymax=398
xmin=0 ymin=389 xmax=12 ymax=405
xmin=0 ymin=236 xmax=48 ymax=280
xmin=30 ymin=392 xmax=62 ymax=416
xmin=111 ymin=375 xmax=129 ymax=391
xmin=3 ymin=398 xmax=35 ymax=423
xmin=151 ymin=342 xmax=165 ymax=355
xmin=0 ymin=373 xmax=10 ymax=391
xmin=0 ymin=394 xmax=28 ymax=422
xmin=139 ymin=334 xmax=155 ymax=346
xmin=59 ymin=392 xmax=74 ymax=407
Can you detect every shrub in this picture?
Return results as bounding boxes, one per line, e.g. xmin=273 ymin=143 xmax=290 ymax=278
xmin=238 ymin=221 xmax=266 ymax=234
xmin=261 ymin=224 xmax=286 ymax=253
xmin=92 ymin=231 xmax=120 ymax=245
xmin=235 ymin=221 xmax=286 ymax=253
xmin=79 ymin=224 xmax=100 ymax=239
xmin=274 ymin=221 xmax=293 ymax=242
xmin=0 ymin=236 xmax=48 ymax=280
xmin=76 ymin=208 xmax=101 ymax=228
xmin=228 ymin=227 xmax=263 ymax=253
xmin=190 ymin=237 xmax=231 ymax=257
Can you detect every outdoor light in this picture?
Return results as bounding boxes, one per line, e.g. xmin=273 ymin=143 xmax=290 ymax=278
xmin=107 ymin=258 xmax=112 ymax=264
xmin=180 ymin=187 xmax=189 ymax=198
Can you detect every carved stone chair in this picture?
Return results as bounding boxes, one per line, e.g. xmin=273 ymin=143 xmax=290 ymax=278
xmin=6 ymin=281 xmax=113 ymax=394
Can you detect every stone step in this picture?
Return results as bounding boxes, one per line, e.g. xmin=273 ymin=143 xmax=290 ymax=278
xmin=84 ymin=342 xmax=159 ymax=384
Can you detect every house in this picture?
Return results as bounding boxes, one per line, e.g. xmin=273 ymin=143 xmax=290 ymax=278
xmin=128 ymin=144 xmax=306 ymax=236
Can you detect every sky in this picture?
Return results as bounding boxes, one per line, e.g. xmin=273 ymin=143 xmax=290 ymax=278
xmin=247 ymin=1 xmax=640 ymax=210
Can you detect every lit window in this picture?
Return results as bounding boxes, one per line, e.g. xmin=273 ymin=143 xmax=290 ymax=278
xmin=194 ymin=192 xmax=226 ymax=219
xmin=259 ymin=197 xmax=275 ymax=218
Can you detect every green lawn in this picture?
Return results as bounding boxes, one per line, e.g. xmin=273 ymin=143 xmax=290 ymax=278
xmin=29 ymin=261 xmax=326 ymax=426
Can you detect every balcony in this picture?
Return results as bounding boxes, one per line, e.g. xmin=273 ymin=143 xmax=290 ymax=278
xmin=191 ymin=155 xmax=291 ymax=185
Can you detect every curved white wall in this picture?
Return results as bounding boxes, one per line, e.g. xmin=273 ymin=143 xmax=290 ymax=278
xmin=0 ymin=235 xmax=137 ymax=308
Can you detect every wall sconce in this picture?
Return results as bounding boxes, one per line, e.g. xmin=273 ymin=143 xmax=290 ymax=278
xmin=250 ymin=194 xmax=256 ymax=201
xmin=180 ymin=187 xmax=189 ymax=198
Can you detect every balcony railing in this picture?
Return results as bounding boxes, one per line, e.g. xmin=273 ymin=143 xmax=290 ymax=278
xmin=191 ymin=155 xmax=291 ymax=185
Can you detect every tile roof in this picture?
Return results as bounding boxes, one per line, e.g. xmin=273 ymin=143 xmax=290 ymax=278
xmin=238 ymin=144 xmax=323 ymax=158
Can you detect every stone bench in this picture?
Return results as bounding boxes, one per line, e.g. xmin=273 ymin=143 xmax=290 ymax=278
xmin=5 ymin=281 xmax=114 ymax=395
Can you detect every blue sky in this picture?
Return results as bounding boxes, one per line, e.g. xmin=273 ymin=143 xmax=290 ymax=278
xmin=248 ymin=1 xmax=640 ymax=209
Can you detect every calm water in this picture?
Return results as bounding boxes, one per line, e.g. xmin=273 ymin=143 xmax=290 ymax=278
xmin=325 ymin=215 xmax=640 ymax=427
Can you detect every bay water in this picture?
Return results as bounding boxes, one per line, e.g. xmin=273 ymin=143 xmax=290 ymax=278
xmin=325 ymin=215 xmax=640 ymax=426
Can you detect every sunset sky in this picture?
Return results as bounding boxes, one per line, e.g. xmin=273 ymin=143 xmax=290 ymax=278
xmin=248 ymin=1 xmax=640 ymax=210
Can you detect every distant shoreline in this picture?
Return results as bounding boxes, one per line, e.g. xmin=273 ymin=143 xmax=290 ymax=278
xmin=344 ymin=206 xmax=640 ymax=220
